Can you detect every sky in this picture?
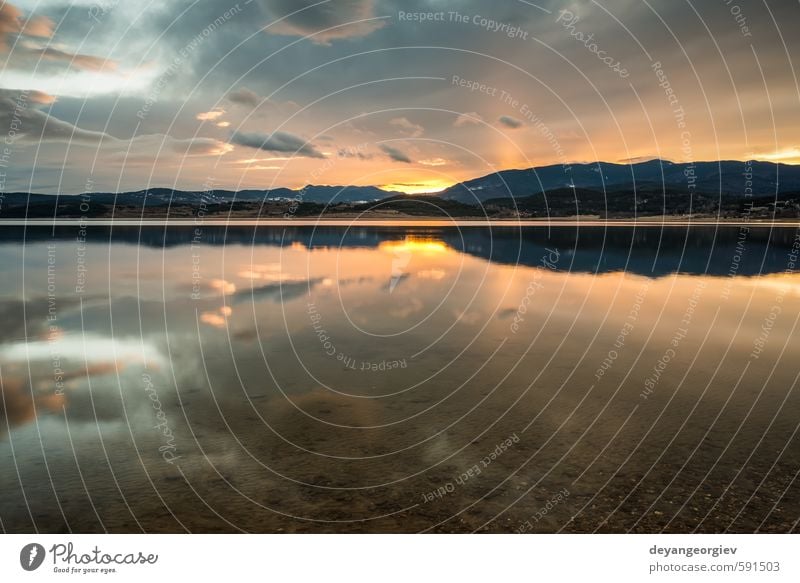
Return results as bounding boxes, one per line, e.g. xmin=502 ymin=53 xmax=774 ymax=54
xmin=1 ymin=0 xmax=799 ymax=194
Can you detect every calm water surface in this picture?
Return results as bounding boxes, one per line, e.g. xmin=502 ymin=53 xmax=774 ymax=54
xmin=1 ymin=225 xmax=799 ymax=532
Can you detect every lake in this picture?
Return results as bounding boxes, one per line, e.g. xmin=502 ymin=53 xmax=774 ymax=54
xmin=1 ymin=224 xmax=799 ymax=533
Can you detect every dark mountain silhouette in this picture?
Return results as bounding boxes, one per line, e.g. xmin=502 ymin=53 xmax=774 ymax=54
xmin=2 ymin=184 xmax=403 ymax=210
xmin=3 ymin=160 xmax=800 ymax=219
xmin=439 ymin=159 xmax=800 ymax=203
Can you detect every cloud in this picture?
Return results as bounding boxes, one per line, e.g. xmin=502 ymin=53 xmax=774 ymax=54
xmin=200 ymin=310 xmax=227 ymax=328
xmin=0 ymin=3 xmax=53 ymax=47
xmin=262 ymin=0 xmax=385 ymax=45
xmin=379 ymin=143 xmax=412 ymax=164
xmin=498 ymin=115 xmax=523 ymax=129
xmin=0 ymin=3 xmax=114 ymax=71
xmin=196 ymin=108 xmax=225 ymax=121
xmin=230 ymin=130 xmax=325 ymax=158
xmin=0 ymin=89 xmax=113 ymax=144
xmin=96 ymin=135 xmax=235 ymax=168
xmin=35 ymin=46 xmax=114 ymax=72
xmin=337 ymin=146 xmax=372 ymax=160
xmin=8 ymin=0 xmax=800 ymax=195
xmin=0 ymin=373 xmax=65 ymax=435
xmin=171 ymin=137 xmax=234 ymax=157
xmin=233 ymin=278 xmax=322 ymax=303
xmin=419 ymin=158 xmax=448 ymax=167
xmin=454 ymin=112 xmax=483 ymax=127
xmin=390 ymin=116 xmax=423 ymax=137
xmin=0 ymin=88 xmax=54 ymax=105
xmin=228 ymin=87 xmax=261 ymax=107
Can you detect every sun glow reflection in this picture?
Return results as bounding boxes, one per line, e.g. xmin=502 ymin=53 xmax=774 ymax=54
xmin=379 ymin=238 xmax=449 ymax=255
xmin=380 ymin=180 xmax=452 ymax=195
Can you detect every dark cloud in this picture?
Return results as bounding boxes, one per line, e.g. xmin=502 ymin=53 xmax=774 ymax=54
xmin=498 ymin=115 xmax=523 ymax=129
xmin=0 ymin=89 xmax=114 ymax=144
xmin=230 ymin=130 xmax=325 ymax=158
xmin=262 ymin=0 xmax=385 ymax=45
xmin=379 ymin=143 xmax=412 ymax=164
xmin=170 ymin=137 xmax=234 ymax=157
xmin=337 ymin=146 xmax=372 ymax=160
xmin=228 ymin=87 xmax=261 ymax=107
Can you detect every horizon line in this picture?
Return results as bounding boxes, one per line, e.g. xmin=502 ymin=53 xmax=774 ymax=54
xmin=12 ymin=157 xmax=799 ymax=197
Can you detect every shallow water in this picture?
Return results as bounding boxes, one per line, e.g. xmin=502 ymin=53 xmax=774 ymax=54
xmin=1 ymin=225 xmax=799 ymax=533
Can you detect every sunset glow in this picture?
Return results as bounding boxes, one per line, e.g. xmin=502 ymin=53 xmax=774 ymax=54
xmin=379 ymin=238 xmax=450 ymax=255
xmin=2 ymin=0 xmax=797 ymax=195
xmin=380 ymin=180 xmax=453 ymax=195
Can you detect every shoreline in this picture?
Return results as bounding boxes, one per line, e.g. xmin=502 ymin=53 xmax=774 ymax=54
xmin=1 ymin=217 xmax=799 ymax=227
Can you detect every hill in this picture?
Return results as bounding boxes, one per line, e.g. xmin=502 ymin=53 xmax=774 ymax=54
xmin=439 ymin=159 xmax=800 ymax=203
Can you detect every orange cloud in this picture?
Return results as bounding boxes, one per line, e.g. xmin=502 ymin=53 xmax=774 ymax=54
xmin=0 ymin=3 xmax=116 ymax=71
xmin=196 ymin=109 xmax=226 ymax=121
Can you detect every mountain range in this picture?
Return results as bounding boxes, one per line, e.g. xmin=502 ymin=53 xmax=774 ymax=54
xmin=438 ymin=159 xmax=800 ymax=203
xmin=5 ymin=184 xmax=403 ymax=208
xmin=4 ymin=159 xmax=799 ymax=214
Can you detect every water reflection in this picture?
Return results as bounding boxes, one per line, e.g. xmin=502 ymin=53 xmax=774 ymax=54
xmin=1 ymin=225 xmax=799 ymax=533
xmin=3 ymin=223 xmax=799 ymax=275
